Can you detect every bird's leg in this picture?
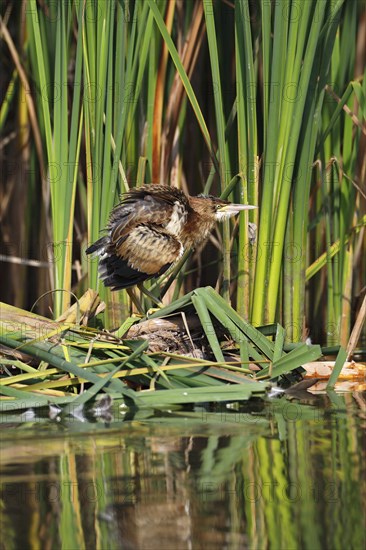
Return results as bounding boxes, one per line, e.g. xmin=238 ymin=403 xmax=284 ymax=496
xmin=126 ymin=288 xmax=145 ymax=315
xmin=137 ymin=283 xmax=164 ymax=308
xmin=126 ymin=286 xmax=163 ymax=315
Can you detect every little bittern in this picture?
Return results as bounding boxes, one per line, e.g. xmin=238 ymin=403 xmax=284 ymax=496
xmin=86 ymin=184 xmax=256 ymax=294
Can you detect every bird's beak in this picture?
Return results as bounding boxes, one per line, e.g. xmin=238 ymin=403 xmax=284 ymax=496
xmin=220 ymin=203 xmax=257 ymax=214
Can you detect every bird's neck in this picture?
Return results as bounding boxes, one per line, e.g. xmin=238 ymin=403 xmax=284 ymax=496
xmin=180 ymin=197 xmax=216 ymax=248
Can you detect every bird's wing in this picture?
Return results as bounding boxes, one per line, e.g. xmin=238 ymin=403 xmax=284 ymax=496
xmin=108 ymin=185 xmax=189 ymax=243
xmin=115 ymin=225 xmax=183 ymax=275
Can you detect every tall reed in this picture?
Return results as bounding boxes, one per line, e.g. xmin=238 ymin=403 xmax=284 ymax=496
xmin=1 ymin=0 xmax=364 ymax=344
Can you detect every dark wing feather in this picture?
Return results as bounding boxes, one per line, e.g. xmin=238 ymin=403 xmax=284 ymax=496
xmin=97 ymin=252 xmax=172 ymax=290
xmin=85 ymin=236 xmax=108 ymax=255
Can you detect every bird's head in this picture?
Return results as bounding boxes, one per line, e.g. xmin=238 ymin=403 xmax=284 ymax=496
xmin=190 ymin=195 xmax=257 ymax=222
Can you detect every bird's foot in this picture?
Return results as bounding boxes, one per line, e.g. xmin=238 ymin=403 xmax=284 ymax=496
xmin=146 ymin=307 xmax=162 ymax=318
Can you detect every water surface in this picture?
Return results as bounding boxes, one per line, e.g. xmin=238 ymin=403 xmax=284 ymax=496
xmin=1 ymin=393 xmax=365 ymax=549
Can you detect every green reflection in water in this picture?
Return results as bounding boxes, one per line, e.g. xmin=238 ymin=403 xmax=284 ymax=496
xmin=0 ymin=394 xmax=365 ymax=549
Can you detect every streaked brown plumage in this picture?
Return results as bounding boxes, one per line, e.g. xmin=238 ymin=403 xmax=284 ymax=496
xmin=86 ymin=184 xmax=256 ymax=290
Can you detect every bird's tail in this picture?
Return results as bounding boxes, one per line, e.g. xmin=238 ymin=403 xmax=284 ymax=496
xmin=85 ymin=236 xmax=109 ymax=256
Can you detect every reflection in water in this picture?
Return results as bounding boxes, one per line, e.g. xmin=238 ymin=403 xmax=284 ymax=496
xmin=0 ymin=394 xmax=365 ymax=549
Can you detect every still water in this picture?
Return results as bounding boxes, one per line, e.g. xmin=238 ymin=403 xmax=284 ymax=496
xmin=1 ymin=393 xmax=365 ymax=550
